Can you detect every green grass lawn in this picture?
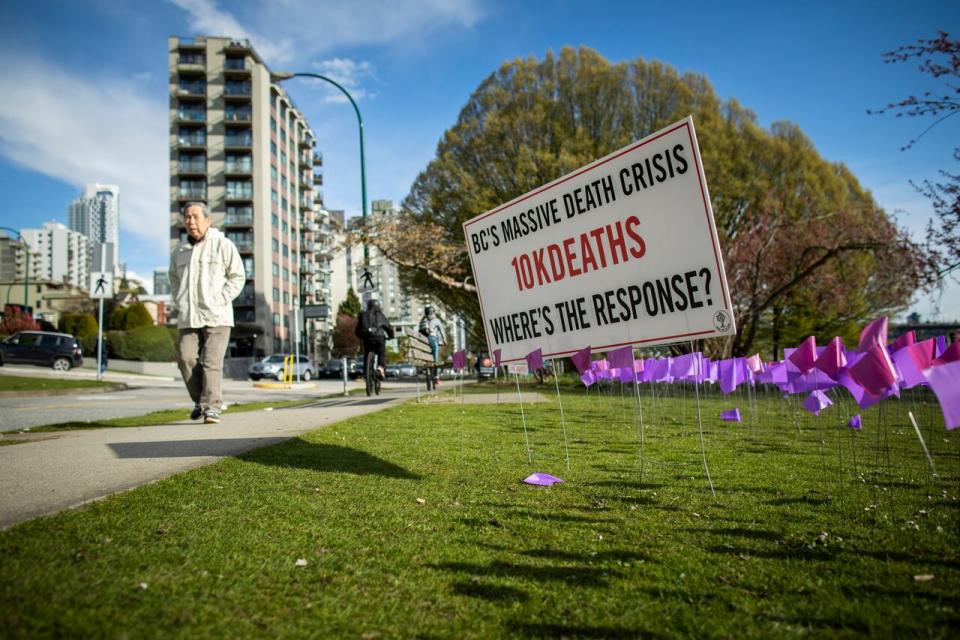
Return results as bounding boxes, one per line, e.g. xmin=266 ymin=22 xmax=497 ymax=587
xmin=1 ymin=384 xmax=957 ymax=638
xmin=0 ymin=374 xmax=118 ymax=392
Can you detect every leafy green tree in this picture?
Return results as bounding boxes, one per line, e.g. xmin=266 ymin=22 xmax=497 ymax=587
xmin=372 ymin=46 xmax=932 ymax=358
xmin=60 ymin=312 xmax=98 ymax=338
xmin=108 ymin=306 xmax=128 ymax=331
xmin=123 ymin=303 xmax=153 ymax=330
xmin=337 ymin=288 xmax=361 ymax=317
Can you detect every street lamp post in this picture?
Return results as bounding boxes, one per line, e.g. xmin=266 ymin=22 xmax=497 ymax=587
xmin=271 ymin=71 xmax=369 ymax=264
xmin=0 ymin=227 xmax=30 ymax=310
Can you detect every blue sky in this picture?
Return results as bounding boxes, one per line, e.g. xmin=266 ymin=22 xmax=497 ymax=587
xmin=0 ymin=0 xmax=957 ymax=319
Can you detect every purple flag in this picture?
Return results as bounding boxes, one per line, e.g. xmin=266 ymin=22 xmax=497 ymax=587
xmin=570 ymin=346 xmax=592 ymax=374
xmin=493 ymin=348 xmax=502 ymax=368
xmin=746 ymin=354 xmax=764 ymax=374
xmin=618 ymin=367 xmax=635 ymax=383
xmin=935 ymin=335 xmax=948 ymax=358
xmin=859 ymin=316 xmax=889 ymax=351
xmin=789 ymin=336 xmax=817 ymax=374
xmin=523 ymin=472 xmax=564 ymax=486
xmin=814 ymin=336 xmax=847 ymax=381
xmin=671 ymin=353 xmax=698 ymax=379
xmin=849 ymin=343 xmax=897 ymax=396
xmin=802 ymin=390 xmax=834 ymax=417
xmin=847 ymin=414 xmax=862 ymax=430
xmin=607 ymin=345 xmax=634 ymax=371
xmin=719 ymin=358 xmax=742 ymax=395
xmin=525 ymin=348 xmax=543 ymax=372
xmin=580 ymin=370 xmax=597 ymax=387
xmin=452 ymin=349 xmax=466 ymax=370
xmin=924 ymin=359 xmax=960 ymax=430
xmin=720 ymin=408 xmax=742 ymax=422
xmin=933 ymin=341 xmax=960 ymax=366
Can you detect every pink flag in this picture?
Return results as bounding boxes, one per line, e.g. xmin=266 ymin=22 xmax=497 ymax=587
xmin=746 ymin=354 xmax=764 ymax=374
xmin=933 ymin=341 xmax=960 ymax=367
xmin=607 ymin=345 xmax=634 ymax=371
xmin=892 ymin=339 xmax=934 ymax=389
xmin=814 ymin=336 xmax=847 ymax=381
xmin=526 ymin=348 xmax=543 ymax=371
xmin=789 ymin=336 xmax=817 ymax=374
xmin=924 ymin=359 xmax=960 ymax=430
xmin=570 ymin=346 xmax=592 ymax=374
xmin=891 ymin=331 xmax=915 ymax=351
xmin=848 ymin=343 xmax=897 ymax=396
xmin=493 ymin=348 xmax=502 ymax=368
xmin=580 ymin=370 xmax=597 ymax=387
xmin=858 ymin=316 xmax=888 ymax=351
xmin=452 ymin=349 xmax=466 ymax=370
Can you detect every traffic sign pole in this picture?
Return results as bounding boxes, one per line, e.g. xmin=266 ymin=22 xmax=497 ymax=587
xmin=96 ymin=244 xmax=105 ymax=381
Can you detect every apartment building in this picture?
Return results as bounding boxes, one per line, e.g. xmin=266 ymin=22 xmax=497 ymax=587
xmin=68 ymin=183 xmax=119 ymax=271
xmin=168 ymin=35 xmax=332 ymax=357
xmin=20 ymin=221 xmax=90 ymax=289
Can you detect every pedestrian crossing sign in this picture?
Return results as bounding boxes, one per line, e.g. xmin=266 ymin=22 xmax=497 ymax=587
xmin=89 ymin=271 xmax=114 ymax=299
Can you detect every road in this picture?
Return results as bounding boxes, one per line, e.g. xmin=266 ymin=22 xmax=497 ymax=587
xmin=0 ymin=364 xmax=433 ymax=431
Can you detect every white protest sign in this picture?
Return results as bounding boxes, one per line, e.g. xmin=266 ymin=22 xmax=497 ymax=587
xmin=463 ymin=116 xmax=735 ymax=364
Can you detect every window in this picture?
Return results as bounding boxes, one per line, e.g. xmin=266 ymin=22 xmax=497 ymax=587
xmin=280 ymin=103 xmax=287 ymax=118
xmin=271 ymin=213 xmax=278 ymax=228
xmin=243 ymin=257 xmax=254 ymax=278
xmin=177 ymin=105 xmax=205 ymax=122
xmin=177 ymin=127 xmax=205 ymax=146
xmin=272 ymin=262 xmax=279 ymax=277
xmin=281 ymin=175 xmax=287 ymax=191
xmin=178 ymin=51 xmax=205 ymax=65
xmin=226 ymin=205 xmax=252 ymax=225
xmin=179 ymin=179 xmax=206 ymax=198
xmin=283 ymin=292 xmax=290 ymax=304
xmin=225 ymin=153 xmax=251 ymax=173
xmin=179 ymin=78 xmax=205 ymax=94
xmin=280 ymin=129 xmax=286 ymax=145
xmin=281 ymin=197 xmax=288 ymax=212
xmin=273 ymin=287 xmax=280 ymax=302
xmin=291 ymin=274 xmax=298 ymax=286
xmin=271 ymin=93 xmax=277 ymax=108
xmin=225 ymin=128 xmax=251 ymax=147
xmin=178 ymin=153 xmax=206 ymax=172
xmin=280 ymin=151 xmax=287 ymax=167
xmin=270 ymin=116 xmax=277 ymax=132
xmin=282 ymin=267 xmax=289 ymax=281
xmin=271 ymin=189 xmax=278 ymax=204
xmin=224 ymin=79 xmax=251 ymax=96
xmin=270 ymin=165 xmax=277 ymax=180
xmin=225 ymin=231 xmax=252 ymax=252
xmin=282 ymin=243 xmax=289 ymax=257
xmin=225 ymin=104 xmax=251 ymax=122
xmin=281 ymin=220 xmax=288 ymax=234
xmin=270 ymin=141 xmax=277 ymax=156
xmin=225 ymin=55 xmax=245 ymax=70
xmin=272 ymin=238 xmax=279 ymax=252
xmin=225 ymin=179 xmax=252 ymax=199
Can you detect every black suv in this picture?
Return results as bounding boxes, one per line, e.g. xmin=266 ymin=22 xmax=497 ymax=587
xmin=0 ymin=331 xmax=84 ymax=371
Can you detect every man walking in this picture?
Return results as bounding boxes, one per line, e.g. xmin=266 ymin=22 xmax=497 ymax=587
xmin=169 ymin=202 xmax=245 ymax=424
xmin=418 ymin=306 xmax=445 ymax=385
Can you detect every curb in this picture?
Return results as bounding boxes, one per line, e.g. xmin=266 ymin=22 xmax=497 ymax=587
xmin=0 ymin=383 xmax=129 ymax=398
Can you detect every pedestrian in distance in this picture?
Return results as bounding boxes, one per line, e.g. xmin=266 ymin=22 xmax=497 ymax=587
xmin=355 ymin=299 xmax=394 ymax=380
xmin=169 ymin=202 xmax=245 ymax=424
xmin=418 ymin=306 xmax=445 ymax=385
xmin=99 ymin=339 xmax=108 ymax=375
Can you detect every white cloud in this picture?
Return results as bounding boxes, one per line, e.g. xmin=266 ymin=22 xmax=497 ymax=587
xmin=169 ymin=0 xmax=294 ymax=63
xmin=308 ymin=58 xmax=377 ymax=102
xmin=169 ymin=0 xmax=484 ymax=66
xmin=0 ymin=50 xmax=168 ymax=261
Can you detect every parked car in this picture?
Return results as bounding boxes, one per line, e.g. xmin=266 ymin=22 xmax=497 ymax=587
xmin=0 ymin=331 xmax=83 ymax=371
xmin=248 ymin=354 xmax=315 ymax=381
xmin=475 ymin=354 xmax=496 ymax=380
xmin=396 ymin=362 xmax=417 ymax=378
xmin=384 ymin=364 xmax=401 ymax=378
xmin=321 ymin=357 xmax=363 ymax=379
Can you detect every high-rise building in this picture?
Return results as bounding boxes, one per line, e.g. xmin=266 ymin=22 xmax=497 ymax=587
xmin=168 ymin=36 xmax=332 ymax=357
xmin=68 ymin=183 xmax=119 ymax=265
xmin=0 ymin=236 xmax=41 ymax=283
xmin=153 ymin=268 xmax=170 ymax=296
xmin=20 ymin=222 xmax=90 ymax=289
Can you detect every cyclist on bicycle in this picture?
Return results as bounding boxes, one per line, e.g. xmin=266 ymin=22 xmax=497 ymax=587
xmin=355 ymin=299 xmax=394 ymax=380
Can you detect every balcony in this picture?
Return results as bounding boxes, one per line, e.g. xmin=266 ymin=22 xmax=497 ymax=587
xmin=177 ymin=109 xmax=206 ymax=123
xmin=313 ymin=173 xmax=323 ymax=186
xmin=224 ymin=81 xmax=252 ymax=98
xmin=235 ymin=309 xmax=256 ymax=323
xmin=302 ymin=241 xmax=316 ymax=253
xmin=224 ymin=160 xmax=252 ymax=175
xmin=178 ymin=187 xmax=207 ymax=201
xmin=225 ymin=110 xmax=252 ymax=125
xmin=178 ymin=159 xmax=207 ymax=175
xmin=224 ymin=39 xmax=252 ymax=52
xmin=223 ymin=57 xmax=249 ymax=75
xmin=177 ymin=134 xmax=206 ymax=148
xmin=224 ymin=212 xmax=254 ymax=227
xmin=225 ymin=187 xmax=253 ymax=201
xmin=298 ymin=175 xmax=311 ymax=191
xmin=298 ymin=152 xmax=312 ymax=168
xmin=177 ymin=81 xmax=206 ymax=99
xmin=300 ymin=262 xmax=317 ymax=275
xmin=299 ymin=195 xmax=313 ymax=209
xmin=234 ymin=240 xmax=254 ymax=253
xmin=234 ymin=285 xmax=255 ymax=306
xmin=177 ymin=52 xmax=206 ymax=72
xmin=302 ymin=220 xmax=318 ymax=232
xmin=298 ymin=133 xmax=313 ymax=148
xmin=313 ymin=153 xmax=323 ymax=166
xmin=224 ymin=135 xmax=252 ymax=149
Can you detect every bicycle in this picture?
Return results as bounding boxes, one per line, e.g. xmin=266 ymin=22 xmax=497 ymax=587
xmin=365 ymin=352 xmax=381 ymax=396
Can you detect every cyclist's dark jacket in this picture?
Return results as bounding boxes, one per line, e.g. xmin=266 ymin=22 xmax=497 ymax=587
xmin=355 ymin=308 xmax=395 ymax=346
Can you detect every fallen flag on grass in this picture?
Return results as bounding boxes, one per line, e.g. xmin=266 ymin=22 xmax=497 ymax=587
xmin=848 ymin=414 xmax=862 ymax=430
xmin=523 ymin=473 xmax=564 ymax=486
xmin=720 ymin=408 xmax=742 ymax=422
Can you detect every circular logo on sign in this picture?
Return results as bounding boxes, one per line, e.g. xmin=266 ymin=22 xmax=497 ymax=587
xmin=713 ymin=310 xmax=731 ymax=332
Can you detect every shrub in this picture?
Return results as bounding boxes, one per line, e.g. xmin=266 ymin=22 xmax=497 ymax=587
xmin=60 ymin=313 xmax=99 ymax=339
xmin=108 ymin=306 xmax=127 ymax=330
xmin=106 ymin=330 xmax=127 ymax=359
xmin=118 ymin=325 xmax=175 ymax=362
xmin=123 ymin=303 xmax=153 ymax=330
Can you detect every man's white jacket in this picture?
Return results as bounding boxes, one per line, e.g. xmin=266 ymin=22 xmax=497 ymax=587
xmin=169 ymin=228 xmax=246 ymax=329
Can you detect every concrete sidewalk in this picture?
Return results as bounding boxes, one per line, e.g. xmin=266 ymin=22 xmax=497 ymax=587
xmin=0 ymin=394 xmax=407 ymax=530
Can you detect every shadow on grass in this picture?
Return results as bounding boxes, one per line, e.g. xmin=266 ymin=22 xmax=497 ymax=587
xmin=766 ymin=496 xmax=829 ymax=506
xmin=109 ymin=437 xmax=288 ymax=458
xmin=521 ymin=548 xmax=655 ymax=564
xmin=684 ymin=527 xmax=783 ymax=541
xmin=239 ymin=440 xmax=422 ymax=480
xmin=508 ymin=621 xmax=663 ymax=639
xmin=451 ymin=580 xmax=529 ymax=602
xmin=430 ymin=560 xmax=616 ymax=587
